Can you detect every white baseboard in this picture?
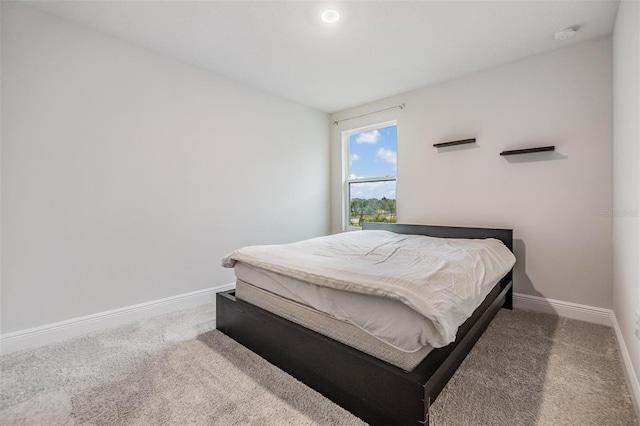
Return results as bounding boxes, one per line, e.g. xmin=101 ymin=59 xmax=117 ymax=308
xmin=513 ymin=292 xmax=639 ymax=411
xmin=0 ymin=283 xmax=236 ymax=355
xmin=611 ymin=314 xmax=640 ymax=415
xmin=513 ymin=292 xmax=612 ymax=326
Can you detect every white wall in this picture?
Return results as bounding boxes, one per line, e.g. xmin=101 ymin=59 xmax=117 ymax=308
xmin=1 ymin=3 xmax=330 ymax=334
xmin=613 ymin=0 xmax=640 ymax=399
xmin=331 ymin=38 xmax=613 ymax=309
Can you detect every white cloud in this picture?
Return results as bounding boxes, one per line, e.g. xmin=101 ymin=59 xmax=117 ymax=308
xmin=356 ymin=130 xmax=380 ymax=144
xmin=376 ymin=147 xmax=397 ymax=167
xmin=350 ymin=154 xmax=360 ymax=165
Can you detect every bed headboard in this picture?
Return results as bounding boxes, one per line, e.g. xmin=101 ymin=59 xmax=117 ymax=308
xmin=362 ymin=222 xmax=513 ymax=253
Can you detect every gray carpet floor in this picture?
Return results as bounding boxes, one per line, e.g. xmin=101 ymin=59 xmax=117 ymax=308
xmin=0 ymin=304 xmax=637 ymax=425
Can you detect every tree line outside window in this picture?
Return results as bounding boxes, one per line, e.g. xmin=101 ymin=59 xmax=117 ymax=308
xmin=349 ymin=196 xmax=397 ymax=228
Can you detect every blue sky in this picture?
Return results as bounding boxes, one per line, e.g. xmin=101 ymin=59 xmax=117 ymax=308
xmin=349 ymin=126 xmax=397 ymax=179
xmin=349 ymin=125 xmax=397 ymax=200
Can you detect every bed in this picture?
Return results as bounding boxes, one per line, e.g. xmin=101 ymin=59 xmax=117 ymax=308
xmin=216 ymin=222 xmax=514 ymax=425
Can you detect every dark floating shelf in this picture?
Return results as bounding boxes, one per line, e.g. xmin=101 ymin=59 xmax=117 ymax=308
xmin=433 ymin=138 xmax=476 ymax=148
xmin=500 ymin=145 xmax=555 ymax=156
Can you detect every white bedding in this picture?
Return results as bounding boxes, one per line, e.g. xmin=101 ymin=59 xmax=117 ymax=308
xmin=223 ymin=230 xmax=516 ymax=348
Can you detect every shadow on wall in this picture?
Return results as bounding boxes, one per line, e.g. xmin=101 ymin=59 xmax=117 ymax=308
xmin=513 ymin=238 xmax=545 ymax=299
xmin=502 ymin=150 xmax=568 ymax=164
xmin=435 ymin=143 xmax=480 ymax=154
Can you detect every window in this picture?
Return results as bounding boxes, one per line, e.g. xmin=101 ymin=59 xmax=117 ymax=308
xmin=343 ymin=121 xmax=397 ymax=229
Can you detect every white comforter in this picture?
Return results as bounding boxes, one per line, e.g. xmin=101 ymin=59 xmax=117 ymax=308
xmin=222 ymin=230 xmax=516 ymax=348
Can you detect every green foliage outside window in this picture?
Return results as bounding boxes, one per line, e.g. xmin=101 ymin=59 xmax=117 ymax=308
xmin=350 ymin=197 xmax=397 ymax=228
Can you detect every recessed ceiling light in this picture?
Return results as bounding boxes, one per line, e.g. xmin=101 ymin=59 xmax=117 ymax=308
xmin=321 ymin=9 xmax=340 ymax=24
xmin=554 ymin=26 xmax=579 ymax=41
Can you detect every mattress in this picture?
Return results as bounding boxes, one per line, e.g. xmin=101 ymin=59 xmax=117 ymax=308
xmin=235 ymin=279 xmax=432 ymax=371
xmin=234 ymin=261 xmax=439 ymax=353
xmin=223 ymin=230 xmax=516 ymax=348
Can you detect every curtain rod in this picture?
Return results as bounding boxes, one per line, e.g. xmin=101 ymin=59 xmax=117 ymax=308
xmin=332 ymin=103 xmax=405 ymax=125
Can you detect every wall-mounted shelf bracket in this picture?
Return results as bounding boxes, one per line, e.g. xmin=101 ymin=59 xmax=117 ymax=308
xmin=500 ymin=146 xmax=555 ymax=156
xmin=433 ymin=138 xmax=476 ymax=148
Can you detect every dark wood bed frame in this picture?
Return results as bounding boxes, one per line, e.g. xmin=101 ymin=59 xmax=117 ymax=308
xmin=216 ymin=222 xmax=514 ymax=425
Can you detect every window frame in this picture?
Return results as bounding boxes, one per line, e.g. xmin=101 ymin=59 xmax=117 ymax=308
xmin=342 ymin=120 xmax=398 ymax=231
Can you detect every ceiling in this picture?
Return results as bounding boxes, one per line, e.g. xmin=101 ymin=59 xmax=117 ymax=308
xmin=24 ymin=1 xmax=619 ymax=113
